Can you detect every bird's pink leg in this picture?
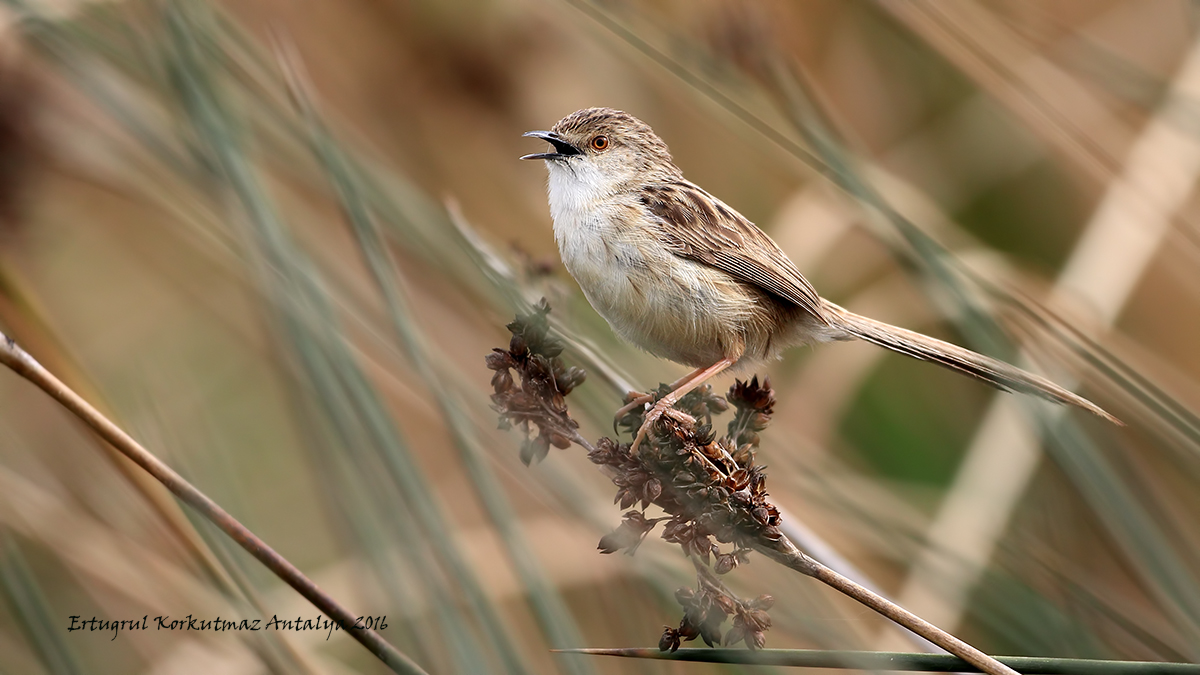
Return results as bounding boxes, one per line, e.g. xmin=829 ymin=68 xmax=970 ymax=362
xmin=613 ymin=367 xmax=709 ymax=429
xmin=630 ymin=357 xmax=737 ymax=453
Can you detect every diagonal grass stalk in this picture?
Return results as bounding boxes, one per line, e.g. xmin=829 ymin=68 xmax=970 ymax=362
xmin=0 ymin=332 xmax=428 ymax=675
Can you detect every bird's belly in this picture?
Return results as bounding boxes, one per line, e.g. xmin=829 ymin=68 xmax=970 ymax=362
xmin=556 ymin=220 xmax=748 ymax=367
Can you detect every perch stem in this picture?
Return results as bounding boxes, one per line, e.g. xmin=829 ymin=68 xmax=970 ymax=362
xmin=0 ymin=333 xmax=427 ymax=675
xmin=753 ymin=536 xmax=1017 ymax=675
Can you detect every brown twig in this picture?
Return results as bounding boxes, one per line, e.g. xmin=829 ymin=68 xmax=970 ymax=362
xmin=0 ymin=332 xmax=428 ymax=675
xmin=752 ymin=536 xmax=1018 ymax=675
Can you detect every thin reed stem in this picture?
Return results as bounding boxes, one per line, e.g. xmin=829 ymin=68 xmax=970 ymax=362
xmin=753 ymin=536 xmax=1018 ymax=675
xmin=0 ymin=332 xmax=428 ymax=675
xmin=556 ymin=647 xmax=1200 ymax=673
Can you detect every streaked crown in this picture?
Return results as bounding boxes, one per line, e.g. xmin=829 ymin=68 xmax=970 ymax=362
xmin=550 ymin=107 xmax=677 ymax=174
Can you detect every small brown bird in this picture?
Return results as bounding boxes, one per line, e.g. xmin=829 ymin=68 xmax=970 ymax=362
xmin=522 ymin=107 xmax=1118 ymax=450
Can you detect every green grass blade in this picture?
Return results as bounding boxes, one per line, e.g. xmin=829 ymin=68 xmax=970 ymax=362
xmin=558 ymin=648 xmax=1200 ymax=673
xmin=0 ymin=533 xmax=86 ymax=675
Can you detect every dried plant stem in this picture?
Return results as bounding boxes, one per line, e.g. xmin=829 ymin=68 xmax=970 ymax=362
xmin=0 ymin=333 xmax=427 ymax=675
xmin=0 ymin=269 xmax=238 ymax=592
xmin=753 ymin=537 xmax=1018 ymax=675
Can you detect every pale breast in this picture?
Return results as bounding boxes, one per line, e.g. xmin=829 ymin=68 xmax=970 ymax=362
xmin=551 ymin=202 xmax=757 ymax=367
xmin=544 ymin=161 xmax=821 ymax=368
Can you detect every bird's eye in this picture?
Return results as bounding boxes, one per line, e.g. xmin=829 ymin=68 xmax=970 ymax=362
xmin=590 ymin=135 xmax=609 ymax=151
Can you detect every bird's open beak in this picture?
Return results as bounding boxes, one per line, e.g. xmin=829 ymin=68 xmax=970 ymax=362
xmin=520 ymin=130 xmax=581 ymax=161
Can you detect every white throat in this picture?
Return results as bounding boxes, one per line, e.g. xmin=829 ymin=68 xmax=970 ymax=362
xmin=542 ymin=157 xmax=628 ymax=313
xmin=545 ymin=159 xmax=611 ymax=229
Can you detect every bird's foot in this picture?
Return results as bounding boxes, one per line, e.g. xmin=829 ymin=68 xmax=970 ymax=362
xmin=629 ymin=399 xmax=695 ymax=453
xmin=614 ymin=390 xmax=655 ymax=434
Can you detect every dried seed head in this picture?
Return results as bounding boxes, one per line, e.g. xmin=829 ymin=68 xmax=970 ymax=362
xmin=489 ymin=301 xmax=582 ymax=465
xmin=488 ymin=301 xmax=779 ymax=652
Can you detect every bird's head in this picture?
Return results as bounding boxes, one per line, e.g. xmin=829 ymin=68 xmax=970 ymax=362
xmin=521 ymin=108 xmax=679 ymax=192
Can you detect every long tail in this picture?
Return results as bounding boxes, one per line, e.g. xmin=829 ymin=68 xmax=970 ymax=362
xmin=823 ymin=302 xmax=1121 ymax=425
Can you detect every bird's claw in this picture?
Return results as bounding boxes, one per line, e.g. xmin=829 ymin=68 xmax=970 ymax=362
xmin=613 ymin=391 xmax=655 ymax=435
xmin=629 ymin=400 xmax=695 ymax=453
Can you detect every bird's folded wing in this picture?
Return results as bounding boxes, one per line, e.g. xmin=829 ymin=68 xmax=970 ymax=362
xmin=641 ymin=181 xmax=829 ymax=324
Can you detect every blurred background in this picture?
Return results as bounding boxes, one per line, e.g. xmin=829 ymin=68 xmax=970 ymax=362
xmin=1 ymin=0 xmax=1199 ymax=673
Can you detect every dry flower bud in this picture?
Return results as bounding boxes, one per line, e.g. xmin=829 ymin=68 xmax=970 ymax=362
xmin=748 ymin=608 xmax=772 ymax=630
xmin=485 ymin=350 xmax=513 ymax=370
xmin=699 ymin=620 xmax=723 ymax=647
xmin=490 ymin=368 xmax=514 ymax=393
xmin=617 ymin=490 xmax=637 ymax=509
xmin=714 ymin=594 xmax=736 ymax=615
xmin=508 ymin=334 xmax=528 ymax=356
xmin=520 ymin=435 xmax=551 ymax=466
xmin=598 ymin=511 xmax=659 ymax=554
xmin=644 ymin=478 xmax=662 ymax=502
xmin=658 ymin=627 xmax=681 ymax=652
